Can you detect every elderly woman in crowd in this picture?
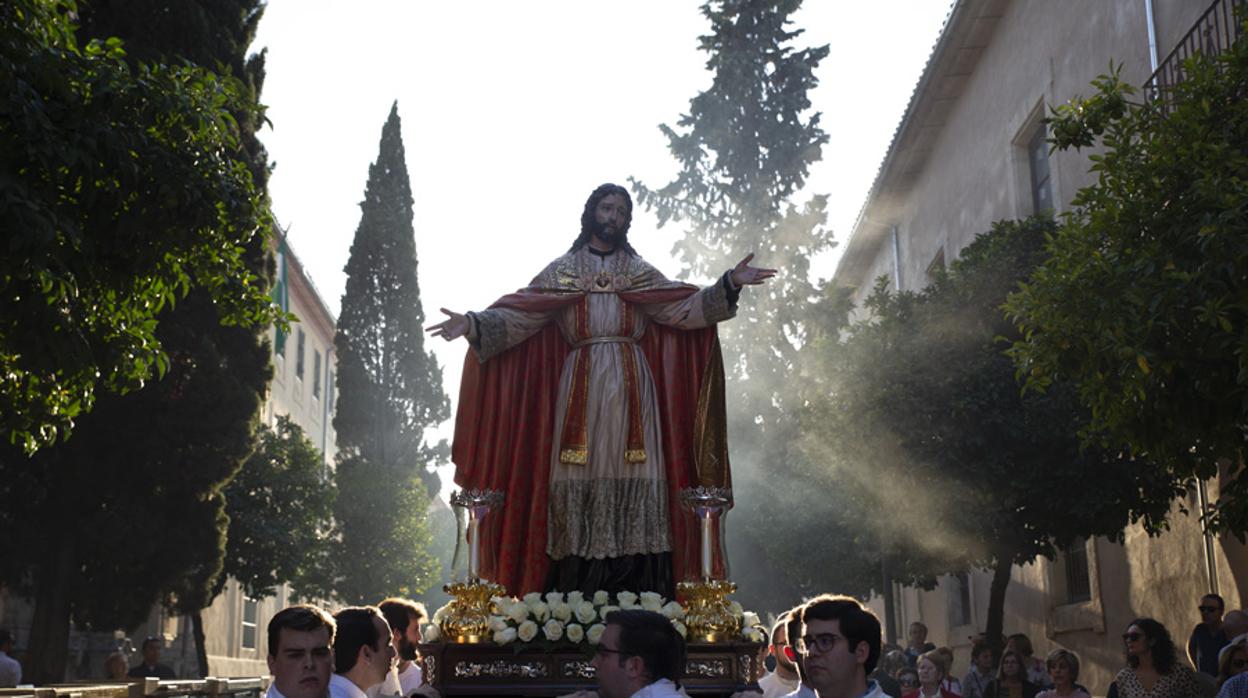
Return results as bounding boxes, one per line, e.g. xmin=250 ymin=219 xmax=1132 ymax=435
xmin=987 ymin=649 xmax=1040 ymax=698
xmin=905 ymin=650 xmax=962 ymax=698
xmin=1115 ymin=618 xmax=1203 ymax=698
xmin=1036 ymin=649 xmax=1089 ymax=698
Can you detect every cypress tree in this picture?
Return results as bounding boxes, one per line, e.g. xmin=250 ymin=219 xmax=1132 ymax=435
xmin=0 ymin=0 xmax=276 ymax=682
xmin=332 ymin=103 xmax=449 ymax=603
xmin=630 ymin=0 xmax=834 ymax=612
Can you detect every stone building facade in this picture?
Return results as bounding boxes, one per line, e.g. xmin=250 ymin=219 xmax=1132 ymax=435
xmin=833 ymin=0 xmax=1246 ymax=693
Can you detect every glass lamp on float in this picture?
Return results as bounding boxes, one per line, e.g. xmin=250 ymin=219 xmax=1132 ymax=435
xmin=676 ymin=486 xmax=740 ymax=642
xmin=441 ymin=489 xmax=505 ymax=643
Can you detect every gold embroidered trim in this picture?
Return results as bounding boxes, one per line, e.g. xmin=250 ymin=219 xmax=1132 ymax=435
xmin=559 ymin=448 xmax=588 ymax=465
xmin=624 ymin=449 xmax=647 ymax=463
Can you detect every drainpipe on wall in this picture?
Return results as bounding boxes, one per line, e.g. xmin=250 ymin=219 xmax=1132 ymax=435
xmin=1198 ymin=480 xmax=1220 ymax=595
xmin=1145 ymin=0 xmax=1160 ymax=71
xmin=891 ymin=225 xmax=903 ymax=292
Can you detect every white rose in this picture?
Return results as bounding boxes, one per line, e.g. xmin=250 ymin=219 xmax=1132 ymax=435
xmin=423 ymin=624 xmax=441 ymax=643
xmin=599 ymin=605 xmax=619 ymax=622
xmin=543 ymin=619 xmax=564 ymax=642
xmin=488 ymin=616 xmax=509 ymax=633
xmin=566 ymin=623 xmax=585 ymax=643
xmin=593 ymin=590 xmax=609 ymax=606
xmin=661 ymin=601 xmax=684 ymax=619
xmin=506 ymin=602 xmax=529 ymax=625
xmin=639 ymin=591 xmax=663 ymax=605
xmin=523 ymin=592 xmax=543 ymax=607
xmin=587 ymin=623 xmax=606 ymax=645
xmin=545 ymin=591 xmax=565 ymax=605
xmin=742 ymin=611 xmax=761 ymax=628
xmin=640 ymin=596 xmax=663 ymax=613
xmin=746 ymin=628 xmax=765 ymax=643
xmin=575 ymin=601 xmax=597 ymax=625
xmin=530 ymin=601 xmax=550 ymax=621
xmin=552 ymin=602 xmax=573 ymax=622
xmin=517 ymin=620 xmax=539 ymax=642
xmin=567 ymin=591 xmax=585 ymax=606
xmin=728 ymin=601 xmax=744 ymax=616
xmin=432 ymin=604 xmax=449 ymax=624
xmin=494 ymin=626 xmax=518 ymax=645
xmin=673 ymin=620 xmax=687 ymax=638
xmin=617 ymin=591 xmax=638 ymax=607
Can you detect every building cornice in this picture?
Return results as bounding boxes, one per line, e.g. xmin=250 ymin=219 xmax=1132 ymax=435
xmin=833 ymin=0 xmax=1007 ymax=290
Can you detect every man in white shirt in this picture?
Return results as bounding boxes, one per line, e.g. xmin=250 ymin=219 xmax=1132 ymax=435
xmin=264 ymin=605 xmax=336 ymax=698
xmin=0 ymin=630 xmax=20 ymax=688
xmin=378 ymin=598 xmax=427 ymax=696
xmin=760 ymin=612 xmax=801 ymax=698
xmin=591 ymin=609 xmax=686 ymax=698
xmin=797 ymin=595 xmax=888 ymax=698
xmin=329 ymin=607 xmax=396 ymax=698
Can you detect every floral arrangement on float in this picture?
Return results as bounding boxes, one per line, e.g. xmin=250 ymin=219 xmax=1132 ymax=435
xmin=424 ymin=589 xmax=764 ymax=647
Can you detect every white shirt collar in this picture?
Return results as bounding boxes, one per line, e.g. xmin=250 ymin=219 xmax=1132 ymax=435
xmin=329 ymin=673 xmax=368 ymax=698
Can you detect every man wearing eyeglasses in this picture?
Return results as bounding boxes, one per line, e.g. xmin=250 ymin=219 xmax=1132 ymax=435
xmin=1189 ymin=594 xmax=1229 ymax=677
xmin=590 ymin=609 xmax=686 ymax=698
xmin=796 ymin=595 xmax=887 ymax=698
xmin=760 ymin=613 xmax=801 ymax=698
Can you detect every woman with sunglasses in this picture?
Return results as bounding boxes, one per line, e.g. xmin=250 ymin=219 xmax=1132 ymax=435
xmin=1116 ymin=618 xmax=1203 ymax=698
xmin=1217 ymin=639 xmax=1248 ymax=690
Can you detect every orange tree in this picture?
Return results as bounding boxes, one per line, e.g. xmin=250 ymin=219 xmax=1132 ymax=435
xmin=1006 ymin=21 xmax=1248 ymax=533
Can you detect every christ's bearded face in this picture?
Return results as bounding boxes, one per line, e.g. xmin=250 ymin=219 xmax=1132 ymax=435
xmin=591 ymin=193 xmax=631 ymax=247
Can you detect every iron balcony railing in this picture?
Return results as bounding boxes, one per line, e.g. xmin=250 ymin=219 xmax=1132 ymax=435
xmin=1147 ymin=0 xmax=1246 ymax=109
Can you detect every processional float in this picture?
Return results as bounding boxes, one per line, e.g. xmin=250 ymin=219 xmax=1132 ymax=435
xmin=420 ymin=485 xmax=765 ymax=696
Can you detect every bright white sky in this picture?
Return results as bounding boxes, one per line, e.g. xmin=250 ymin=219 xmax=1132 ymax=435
xmin=251 ymin=1 xmax=951 ymax=494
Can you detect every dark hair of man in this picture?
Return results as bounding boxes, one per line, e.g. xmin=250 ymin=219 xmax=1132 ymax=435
xmin=142 ymin=636 xmax=160 ymax=651
xmin=801 ymin=594 xmax=883 ymax=675
xmin=334 ymin=606 xmax=384 ymax=674
xmin=605 ymin=609 xmax=684 ymax=684
xmin=1126 ymin=618 xmax=1178 ymax=674
xmin=1204 ymin=593 xmax=1226 ymax=611
xmin=267 ymin=604 xmax=336 ymax=658
xmin=378 ymin=598 xmax=425 ymax=636
xmin=569 ymin=183 xmax=637 ymax=256
xmin=0 ymin=629 xmax=11 ymax=647
xmin=972 ymin=640 xmax=993 ymax=664
xmin=910 ymin=621 xmax=928 ymax=634
xmin=786 ymin=608 xmax=807 ymax=681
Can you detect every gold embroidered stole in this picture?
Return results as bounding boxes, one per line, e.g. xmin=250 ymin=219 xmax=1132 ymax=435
xmin=557 ymin=291 xmax=647 ymax=466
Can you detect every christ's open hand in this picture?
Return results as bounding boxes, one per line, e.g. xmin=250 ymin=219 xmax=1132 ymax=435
xmin=729 ymin=253 xmax=778 ymax=287
xmin=426 ymin=308 xmax=471 ymax=341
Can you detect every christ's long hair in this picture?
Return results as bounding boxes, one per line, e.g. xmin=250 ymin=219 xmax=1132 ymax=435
xmin=569 ymin=183 xmax=637 ymax=256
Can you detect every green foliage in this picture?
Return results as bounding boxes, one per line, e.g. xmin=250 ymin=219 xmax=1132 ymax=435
xmin=1005 ymin=22 xmax=1248 ymax=533
xmin=0 ymin=0 xmax=283 ymax=454
xmin=223 ymin=417 xmax=336 ymax=601
xmin=331 ymin=454 xmax=439 ymax=604
xmin=332 ymin=103 xmax=448 ymax=603
xmin=629 ymin=0 xmax=834 ymax=613
xmin=800 ymin=217 xmax=1180 ymax=633
xmin=0 ymin=0 xmax=281 ymax=681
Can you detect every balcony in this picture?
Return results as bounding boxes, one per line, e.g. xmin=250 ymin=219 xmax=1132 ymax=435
xmin=1148 ymin=0 xmax=1245 ymax=110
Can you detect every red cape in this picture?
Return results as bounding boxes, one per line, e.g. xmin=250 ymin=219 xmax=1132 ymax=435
xmin=451 ymin=287 xmax=731 ymax=595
